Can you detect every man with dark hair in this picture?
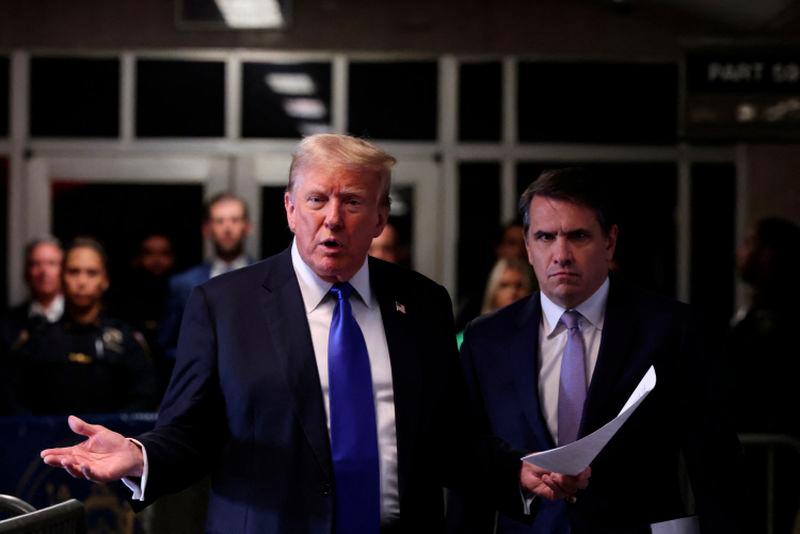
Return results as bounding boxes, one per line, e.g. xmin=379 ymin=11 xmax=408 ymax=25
xmin=40 ymin=134 xmax=541 ymax=534
xmin=159 ymin=193 xmax=252 ymax=359
xmin=730 ymin=217 xmax=800 ymax=534
xmin=450 ymin=167 xmax=740 ymax=533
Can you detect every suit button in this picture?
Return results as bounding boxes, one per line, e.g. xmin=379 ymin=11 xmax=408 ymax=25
xmin=320 ymin=483 xmax=331 ymax=496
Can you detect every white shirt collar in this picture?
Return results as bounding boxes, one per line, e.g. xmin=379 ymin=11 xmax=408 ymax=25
xmin=540 ymin=276 xmax=610 ymax=336
xmin=291 ymin=238 xmax=373 ymax=313
xmin=210 ymin=254 xmax=249 ymax=278
xmin=29 ymin=293 xmax=64 ymax=323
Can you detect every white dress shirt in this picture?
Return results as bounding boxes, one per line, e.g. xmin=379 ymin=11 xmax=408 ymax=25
xmin=291 ymin=241 xmax=400 ymax=523
xmin=126 ymin=243 xmax=401 ymax=523
xmin=538 ymin=277 xmax=609 ymax=442
xmin=29 ymin=294 xmax=64 ymax=323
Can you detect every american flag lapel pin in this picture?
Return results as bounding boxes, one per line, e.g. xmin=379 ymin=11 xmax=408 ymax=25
xmin=395 ymin=301 xmax=406 ymax=314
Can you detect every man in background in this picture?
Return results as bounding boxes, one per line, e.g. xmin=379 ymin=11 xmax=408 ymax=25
xmin=159 ymin=193 xmax=252 ymax=359
xmin=729 ymin=217 xmax=800 ymax=534
xmin=1 ymin=237 xmax=65 ymax=353
xmin=369 ymin=221 xmax=401 ymax=263
xmin=113 ymin=232 xmax=176 ymax=395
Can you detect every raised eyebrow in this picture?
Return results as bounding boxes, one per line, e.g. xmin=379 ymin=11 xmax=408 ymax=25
xmin=566 ymin=228 xmax=592 ymax=238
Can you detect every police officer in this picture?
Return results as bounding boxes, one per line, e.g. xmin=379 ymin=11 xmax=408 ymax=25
xmin=10 ymin=238 xmax=157 ymax=415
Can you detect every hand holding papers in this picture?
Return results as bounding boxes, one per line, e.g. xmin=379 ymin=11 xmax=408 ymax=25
xmin=523 ymin=365 xmax=657 ymax=476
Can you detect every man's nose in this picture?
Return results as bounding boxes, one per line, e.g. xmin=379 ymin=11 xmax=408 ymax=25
xmin=324 ymin=201 xmax=344 ymax=229
xmin=552 ymin=236 xmax=573 ymax=265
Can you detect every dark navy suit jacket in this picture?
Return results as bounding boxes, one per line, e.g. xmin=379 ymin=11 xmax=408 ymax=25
xmin=158 ymin=263 xmax=212 ymax=360
xmin=451 ymin=278 xmax=741 ymax=534
xmin=137 ymin=250 xmax=518 ymax=534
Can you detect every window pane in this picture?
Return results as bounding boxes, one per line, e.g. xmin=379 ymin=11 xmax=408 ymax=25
xmin=51 ymin=182 xmax=205 ymax=280
xmin=517 ymin=62 xmax=678 ymax=144
xmin=242 ymin=62 xmax=332 ymax=138
xmin=690 ymin=163 xmax=736 ymax=338
xmin=0 ymin=56 xmax=8 ymax=137
xmin=517 ymin=162 xmax=677 ymax=297
xmin=136 ymin=59 xmax=225 ymax=137
xmin=348 ymin=61 xmax=437 ymax=140
xmin=30 ymin=56 xmax=119 ymax=138
xmin=457 ymin=162 xmax=501 ymax=321
xmin=459 ymin=62 xmax=502 ymax=142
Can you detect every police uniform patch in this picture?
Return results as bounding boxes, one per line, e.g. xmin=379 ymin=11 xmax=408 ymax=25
xmin=102 ymin=328 xmax=124 ymax=353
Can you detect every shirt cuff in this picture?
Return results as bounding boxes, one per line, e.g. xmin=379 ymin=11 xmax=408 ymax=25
xmin=121 ymin=438 xmax=149 ymax=501
xmin=520 ymin=486 xmax=535 ymax=515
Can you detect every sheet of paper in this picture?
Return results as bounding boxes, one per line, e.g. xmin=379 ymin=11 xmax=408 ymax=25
xmin=650 ymin=516 xmax=701 ymax=534
xmin=522 ymin=365 xmax=656 ymax=476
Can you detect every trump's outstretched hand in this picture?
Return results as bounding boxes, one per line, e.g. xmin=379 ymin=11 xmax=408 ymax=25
xmin=40 ymin=415 xmax=144 ymax=482
xmin=520 ymin=462 xmax=591 ymax=501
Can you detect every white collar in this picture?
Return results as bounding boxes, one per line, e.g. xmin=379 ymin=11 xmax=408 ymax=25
xmin=291 ymin=238 xmax=373 ymax=313
xmin=29 ymin=293 xmax=64 ymax=323
xmin=211 ymin=254 xmax=249 ymax=276
xmin=540 ymin=277 xmax=609 ymax=336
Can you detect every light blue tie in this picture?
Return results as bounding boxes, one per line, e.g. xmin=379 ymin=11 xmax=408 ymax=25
xmin=558 ymin=310 xmax=587 ymax=446
xmin=328 ymin=282 xmax=380 ymax=534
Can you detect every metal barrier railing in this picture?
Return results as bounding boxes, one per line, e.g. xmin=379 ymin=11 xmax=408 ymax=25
xmin=738 ymin=433 xmax=800 ymax=534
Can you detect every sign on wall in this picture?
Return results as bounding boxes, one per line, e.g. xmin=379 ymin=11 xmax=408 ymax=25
xmin=684 ymin=48 xmax=800 ymax=141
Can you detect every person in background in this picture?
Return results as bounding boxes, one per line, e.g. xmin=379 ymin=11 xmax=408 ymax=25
xmin=729 ymin=216 xmax=800 ymax=534
xmin=9 ymin=238 xmax=156 ymax=415
xmin=113 ymin=232 xmax=176 ymax=396
xmin=494 ymin=221 xmax=527 ymax=263
xmin=456 ymin=220 xmax=528 ymax=331
xmin=1 ymin=237 xmax=65 ymax=353
xmin=159 ymin=193 xmax=252 ymax=359
xmin=369 ymin=221 xmax=401 ymax=263
xmin=457 ymin=258 xmax=535 ymax=349
xmin=480 ymin=258 xmax=535 ymax=315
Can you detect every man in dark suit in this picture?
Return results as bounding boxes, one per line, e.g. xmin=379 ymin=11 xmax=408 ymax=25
xmin=40 ymin=134 xmax=535 ymax=533
xmin=450 ymin=168 xmax=740 ymax=533
xmin=158 ymin=192 xmax=252 ymax=359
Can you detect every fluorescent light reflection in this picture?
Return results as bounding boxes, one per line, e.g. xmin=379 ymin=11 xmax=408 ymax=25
xmin=266 ymin=73 xmax=316 ymax=95
xmin=283 ymin=98 xmax=327 ymax=120
xmin=214 ymin=0 xmax=284 ymax=28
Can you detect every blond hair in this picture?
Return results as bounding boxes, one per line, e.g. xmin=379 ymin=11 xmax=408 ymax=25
xmin=287 ymin=134 xmax=395 ymax=207
xmin=481 ymin=258 xmax=534 ymax=314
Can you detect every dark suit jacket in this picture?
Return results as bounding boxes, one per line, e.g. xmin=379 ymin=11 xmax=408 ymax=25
xmin=451 ymin=279 xmax=741 ymax=534
xmin=158 ymin=263 xmax=212 ymax=360
xmin=138 ymin=250 xmax=517 ymax=534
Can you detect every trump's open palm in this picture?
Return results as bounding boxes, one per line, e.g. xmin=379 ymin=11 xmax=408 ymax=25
xmin=40 ymin=415 xmax=144 ymax=482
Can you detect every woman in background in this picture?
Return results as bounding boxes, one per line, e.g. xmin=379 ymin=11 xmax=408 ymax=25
xmin=457 ymin=258 xmax=535 ymax=349
xmin=10 ymin=238 xmax=157 ymax=415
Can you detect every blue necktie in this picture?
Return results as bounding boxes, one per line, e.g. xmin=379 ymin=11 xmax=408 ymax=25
xmin=328 ymin=282 xmax=380 ymax=534
xmin=558 ymin=310 xmax=587 ymax=446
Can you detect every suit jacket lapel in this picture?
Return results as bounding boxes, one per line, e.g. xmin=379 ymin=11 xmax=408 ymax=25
xmin=368 ymin=259 xmax=422 ymax=503
xmin=581 ymin=279 xmax=637 ymax=436
xmin=259 ymin=250 xmax=332 ymax=479
xmin=512 ymin=296 xmax=557 ymax=451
